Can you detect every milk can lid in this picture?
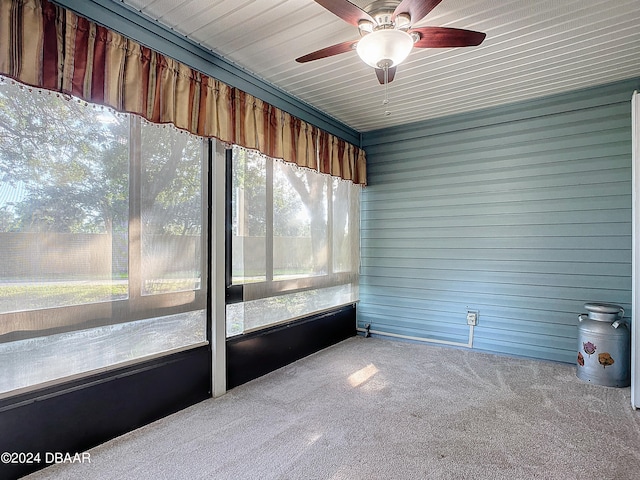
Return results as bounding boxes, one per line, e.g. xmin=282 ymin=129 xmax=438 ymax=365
xmin=584 ymin=303 xmax=623 ymax=314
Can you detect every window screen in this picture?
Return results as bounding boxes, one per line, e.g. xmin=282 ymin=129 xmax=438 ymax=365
xmin=227 ymin=146 xmax=359 ymax=337
xmin=0 ymin=78 xmax=208 ymax=396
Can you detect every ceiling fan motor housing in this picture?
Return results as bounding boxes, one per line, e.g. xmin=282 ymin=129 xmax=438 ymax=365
xmin=358 ymin=8 xmax=412 ymax=34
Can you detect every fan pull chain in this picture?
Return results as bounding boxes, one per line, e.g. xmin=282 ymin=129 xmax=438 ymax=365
xmin=383 ymin=64 xmax=391 ymax=116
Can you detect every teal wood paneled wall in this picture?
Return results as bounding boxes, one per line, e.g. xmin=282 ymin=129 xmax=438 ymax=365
xmin=359 ymin=79 xmax=640 ymax=363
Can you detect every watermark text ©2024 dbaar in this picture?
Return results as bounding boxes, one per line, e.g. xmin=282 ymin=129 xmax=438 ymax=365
xmin=1 ymin=451 xmax=91 ymax=465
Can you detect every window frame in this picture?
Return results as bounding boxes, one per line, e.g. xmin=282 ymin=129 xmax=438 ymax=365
xmin=225 ymin=146 xmax=359 ymax=322
xmin=0 ymin=103 xmax=209 ymax=342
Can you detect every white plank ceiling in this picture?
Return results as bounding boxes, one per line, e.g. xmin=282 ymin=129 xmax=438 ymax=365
xmin=115 ymin=0 xmax=640 ymax=132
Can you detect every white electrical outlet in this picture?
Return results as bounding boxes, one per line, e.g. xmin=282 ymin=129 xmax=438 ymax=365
xmin=466 ymin=311 xmax=478 ymax=326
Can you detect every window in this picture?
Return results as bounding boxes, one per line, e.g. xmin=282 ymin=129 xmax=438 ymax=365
xmin=0 ymin=78 xmax=208 ymax=396
xmin=227 ymin=146 xmax=360 ymax=336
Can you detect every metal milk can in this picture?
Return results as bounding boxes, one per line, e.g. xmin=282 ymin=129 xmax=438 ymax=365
xmin=576 ymin=303 xmax=630 ymax=387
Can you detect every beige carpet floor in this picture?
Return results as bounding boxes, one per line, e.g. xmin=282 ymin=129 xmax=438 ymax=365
xmin=26 ymin=336 xmax=640 ymax=479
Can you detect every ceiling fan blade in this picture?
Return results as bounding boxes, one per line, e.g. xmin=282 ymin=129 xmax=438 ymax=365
xmin=393 ymin=0 xmax=443 ymax=23
xmin=375 ymin=66 xmax=397 ymax=84
xmin=410 ymin=26 xmax=486 ymax=48
xmin=313 ymin=0 xmax=374 ymax=26
xmin=295 ymin=40 xmax=358 ymax=63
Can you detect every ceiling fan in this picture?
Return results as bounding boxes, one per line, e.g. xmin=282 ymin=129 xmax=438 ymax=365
xmin=296 ymin=0 xmax=486 ymax=85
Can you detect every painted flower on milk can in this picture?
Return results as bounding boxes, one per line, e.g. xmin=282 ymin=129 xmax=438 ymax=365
xmin=583 ymin=341 xmax=596 ymax=357
xmin=598 ymin=353 xmax=614 ymax=369
xmin=577 ymin=352 xmax=585 ymax=367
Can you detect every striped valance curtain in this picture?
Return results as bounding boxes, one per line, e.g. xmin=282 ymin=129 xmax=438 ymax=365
xmin=0 ymin=0 xmax=366 ymax=185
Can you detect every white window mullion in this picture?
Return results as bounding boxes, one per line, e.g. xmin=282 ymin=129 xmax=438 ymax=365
xmin=327 ymin=176 xmax=334 ymax=275
xmin=266 ymin=156 xmax=274 ymax=283
xmin=128 ymin=115 xmax=142 ymax=302
xmin=211 ymin=139 xmax=227 ymax=397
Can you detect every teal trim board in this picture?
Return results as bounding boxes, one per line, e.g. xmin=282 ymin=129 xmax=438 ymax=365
xmin=359 ymin=79 xmax=640 ymax=363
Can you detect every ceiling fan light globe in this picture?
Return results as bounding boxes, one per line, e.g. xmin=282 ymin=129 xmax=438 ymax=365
xmin=356 ymin=29 xmax=414 ymax=68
